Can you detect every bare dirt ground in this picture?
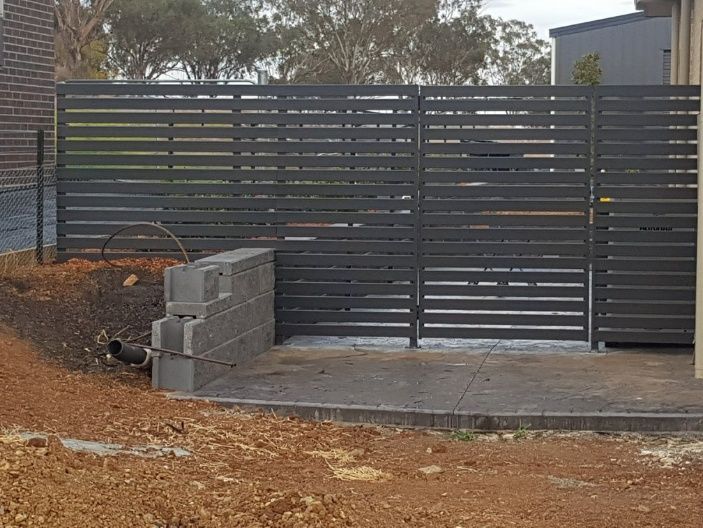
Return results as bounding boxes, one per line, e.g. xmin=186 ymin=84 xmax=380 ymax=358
xmin=1 ymin=261 xmax=703 ymax=527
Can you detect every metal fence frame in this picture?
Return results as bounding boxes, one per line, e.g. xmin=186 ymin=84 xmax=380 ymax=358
xmin=55 ymin=82 xmax=699 ymax=346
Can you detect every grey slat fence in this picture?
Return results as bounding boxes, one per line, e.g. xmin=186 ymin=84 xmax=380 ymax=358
xmin=56 ymin=81 xmax=699 ymax=346
xmin=419 ymin=86 xmax=591 ymax=341
xmin=593 ymin=85 xmax=699 ymax=345
xmin=57 ymin=83 xmax=419 ymax=342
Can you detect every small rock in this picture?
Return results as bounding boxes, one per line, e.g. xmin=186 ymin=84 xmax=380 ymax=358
xmin=26 ymin=436 xmax=48 ymax=448
xmin=123 ymin=274 xmax=139 ymax=287
xmin=15 ymin=513 xmax=28 ymax=523
xmin=418 ymin=465 xmax=443 ymax=476
xmin=635 ymin=505 xmax=652 ymax=514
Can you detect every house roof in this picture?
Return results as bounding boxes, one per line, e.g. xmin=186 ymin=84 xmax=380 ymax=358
xmin=635 ymin=0 xmax=676 ymax=17
xmin=549 ymin=12 xmax=652 ymax=38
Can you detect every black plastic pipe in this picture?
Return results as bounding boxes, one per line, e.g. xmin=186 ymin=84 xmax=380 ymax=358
xmin=107 ymin=339 xmax=150 ymax=366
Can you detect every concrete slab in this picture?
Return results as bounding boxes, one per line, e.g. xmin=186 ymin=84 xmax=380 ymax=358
xmin=176 ymin=343 xmax=703 ymax=432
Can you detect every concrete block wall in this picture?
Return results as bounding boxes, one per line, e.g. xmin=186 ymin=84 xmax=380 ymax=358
xmin=151 ymin=249 xmax=275 ymax=392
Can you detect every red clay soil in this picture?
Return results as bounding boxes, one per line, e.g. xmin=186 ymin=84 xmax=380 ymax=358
xmin=1 ymin=260 xmax=703 ymax=527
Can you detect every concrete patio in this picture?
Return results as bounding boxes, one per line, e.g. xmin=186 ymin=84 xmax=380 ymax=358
xmin=173 ymin=339 xmax=703 ymax=433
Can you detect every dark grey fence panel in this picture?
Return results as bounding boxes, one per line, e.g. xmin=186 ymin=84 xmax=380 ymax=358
xmin=593 ymin=85 xmax=699 ymax=345
xmin=419 ymin=85 xmax=591 ymax=341
xmin=57 ymin=82 xmax=419 ymax=341
xmin=57 ymin=82 xmax=700 ymax=346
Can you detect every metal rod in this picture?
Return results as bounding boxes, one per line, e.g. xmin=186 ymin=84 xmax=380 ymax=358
xmin=35 ymin=129 xmax=44 ymax=264
xmin=129 ymin=342 xmax=236 ymax=368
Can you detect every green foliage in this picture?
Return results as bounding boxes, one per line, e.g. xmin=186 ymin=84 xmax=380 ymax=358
xmin=106 ymin=0 xmax=203 ymax=79
xmin=179 ymin=0 xmax=274 ymax=79
xmin=572 ymin=52 xmax=602 ymax=86
xmin=450 ymin=430 xmax=476 ymax=442
xmin=56 ymin=0 xmax=552 ymax=84
xmin=514 ymin=425 xmax=530 ymax=440
xmin=482 ymin=18 xmax=550 ymax=85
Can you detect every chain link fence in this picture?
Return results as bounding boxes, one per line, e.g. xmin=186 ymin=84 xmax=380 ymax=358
xmin=0 ymin=165 xmax=56 ymax=267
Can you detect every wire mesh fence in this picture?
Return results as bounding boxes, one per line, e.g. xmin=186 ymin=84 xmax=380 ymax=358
xmin=0 ymin=165 xmax=56 ymax=263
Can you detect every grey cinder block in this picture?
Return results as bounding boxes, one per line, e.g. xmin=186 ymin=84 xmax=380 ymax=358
xmin=152 ymin=316 xmax=193 ymax=391
xmin=191 ymin=320 xmax=275 ymax=390
xmin=199 ymin=248 xmax=274 ymax=276
xmin=166 ymin=293 xmax=233 ymax=319
xmin=164 ymin=264 xmax=220 ymax=303
xmin=184 ymin=292 xmax=274 ymax=355
xmin=218 ymin=263 xmax=275 ymax=304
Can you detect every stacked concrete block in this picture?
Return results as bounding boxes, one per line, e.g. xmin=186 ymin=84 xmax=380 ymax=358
xmin=151 ymin=249 xmax=275 ymax=392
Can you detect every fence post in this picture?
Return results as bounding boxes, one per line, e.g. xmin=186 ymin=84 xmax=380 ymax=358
xmin=35 ymin=129 xmax=45 ymax=264
xmin=588 ymin=87 xmax=598 ymax=351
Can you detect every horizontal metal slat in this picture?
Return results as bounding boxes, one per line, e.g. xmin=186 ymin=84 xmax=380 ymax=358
xmin=59 ymin=111 xmax=417 ymax=126
xmin=423 ymin=284 xmax=585 ymax=298
xmin=58 ymin=168 xmax=417 ymax=183
xmin=277 ymin=323 xmax=414 ymax=338
xmin=276 ymin=254 xmax=413 ymax=267
xmin=58 ymin=195 xmax=413 ymax=210
xmin=59 ymin=97 xmax=417 ymax=112
xmin=593 ymin=287 xmax=694 ymax=301
xmin=59 ymin=140 xmax=417 ymax=155
xmin=276 ymin=296 xmax=413 ymax=310
xmin=420 ymin=313 xmax=586 ymax=326
xmin=422 ymin=99 xmax=588 ymax=112
xmin=423 ymin=129 xmax=589 ymax=142
xmin=276 ymin=267 xmax=415 ymax=281
xmin=59 ymin=237 xmax=415 ymax=253
xmin=421 ymin=256 xmax=587 ymax=269
xmin=421 ymin=327 xmax=587 ymax=340
xmin=277 ymin=281 xmax=415 ymax=295
xmin=422 ymin=270 xmax=585 ymax=283
xmin=594 ymin=316 xmax=694 ymax=330
xmin=421 ymin=85 xmax=592 ymax=97
xmin=277 ymin=310 xmax=412 ymax=324
xmin=423 ymin=157 xmax=586 ymax=171
xmin=423 ymin=185 xmax=588 ymax=199
xmin=593 ymin=301 xmax=693 ymax=315
xmin=57 ymin=181 xmax=416 ymax=197
xmin=421 ymin=114 xmax=588 ymax=127
xmin=423 ymin=171 xmax=588 ymax=185
xmin=421 ymin=298 xmax=586 ymax=312
xmin=422 ymin=228 xmax=587 ymax=242
xmin=58 ymin=153 xmax=417 ymax=168
xmin=594 ymin=273 xmax=694 ymax=287
xmin=422 ymin=213 xmax=586 ymax=227
xmin=58 ymin=82 xmax=419 ymax=97
xmin=58 ymin=125 xmax=419 ymax=141
xmin=593 ymin=330 xmax=693 ymax=344
xmin=422 ymin=142 xmax=589 ymax=156
xmin=423 ymin=241 xmax=588 ymax=257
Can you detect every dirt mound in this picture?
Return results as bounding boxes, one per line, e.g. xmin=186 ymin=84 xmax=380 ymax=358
xmin=0 ymin=258 xmax=177 ymax=375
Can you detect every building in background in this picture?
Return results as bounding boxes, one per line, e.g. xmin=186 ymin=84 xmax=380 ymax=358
xmin=550 ymin=12 xmax=672 ymax=85
xmin=637 ymin=0 xmax=703 ymax=85
xmin=0 ymin=0 xmax=54 ymax=170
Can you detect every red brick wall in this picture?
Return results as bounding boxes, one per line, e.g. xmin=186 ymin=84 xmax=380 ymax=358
xmin=0 ymin=0 xmax=54 ymax=170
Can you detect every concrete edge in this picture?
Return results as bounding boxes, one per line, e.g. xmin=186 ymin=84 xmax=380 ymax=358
xmin=164 ymin=395 xmax=703 ymax=433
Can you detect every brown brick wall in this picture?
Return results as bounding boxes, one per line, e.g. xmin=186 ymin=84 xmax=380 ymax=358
xmin=0 ymin=0 xmax=54 ymax=170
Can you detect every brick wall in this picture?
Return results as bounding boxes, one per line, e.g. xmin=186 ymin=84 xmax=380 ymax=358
xmin=0 ymin=0 xmax=54 ymax=170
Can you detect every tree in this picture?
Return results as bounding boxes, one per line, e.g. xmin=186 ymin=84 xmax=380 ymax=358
xmin=55 ymin=0 xmax=113 ymax=80
xmin=106 ymin=0 xmax=202 ymax=79
xmin=384 ymin=0 xmax=492 ymax=85
xmin=178 ymin=0 xmax=274 ymax=80
xmin=270 ymin=0 xmax=435 ymax=84
xmin=482 ymin=18 xmax=550 ymax=85
xmin=572 ymin=52 xmax=602 ymax=86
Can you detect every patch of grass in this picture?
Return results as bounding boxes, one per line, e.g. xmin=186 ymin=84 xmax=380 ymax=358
xmin=450 ymin=430 xmax=476 ymax=442
xmin=514 ymin=425 xmax=530 ymax=440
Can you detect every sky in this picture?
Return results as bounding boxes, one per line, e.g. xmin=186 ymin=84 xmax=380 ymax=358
xmin=483 ymin=0 xmax=638 ymax=39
